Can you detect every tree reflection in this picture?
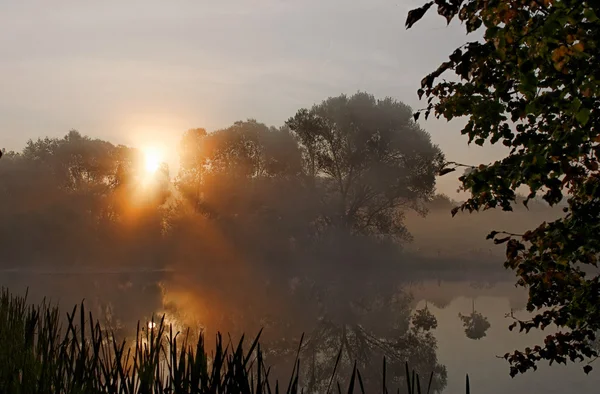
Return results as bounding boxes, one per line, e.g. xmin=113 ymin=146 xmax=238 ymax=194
xmin=458 ymin=299 xmax=491 ymax=340
xmin=265 ymin=283 xmax=447 ymax=393
xmin=412 ymin=302 xmax=438 ymax=331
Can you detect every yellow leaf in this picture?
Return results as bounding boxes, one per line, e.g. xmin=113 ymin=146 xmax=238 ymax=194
xmin=552 ymin=46 xmax=568 ymax=63
xmin=573 ymin=42 xmax=585 ymax=52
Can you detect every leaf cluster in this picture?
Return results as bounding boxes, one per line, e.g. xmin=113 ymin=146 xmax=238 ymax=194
xmin=407 ymin=0 xmax=600 ymax=374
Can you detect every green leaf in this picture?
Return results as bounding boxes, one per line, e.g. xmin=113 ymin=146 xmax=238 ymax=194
xmin=584 ymin=8 xmax=598 ymax=22
xmin=571 ymin=97 xmax=582 ymax=112
xmin=576 ymin=108 xmax=591 ymax=126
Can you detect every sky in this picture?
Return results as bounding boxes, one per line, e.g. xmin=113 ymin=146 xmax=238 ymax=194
xmin=0 ymin=0 xmax=509 ymax=197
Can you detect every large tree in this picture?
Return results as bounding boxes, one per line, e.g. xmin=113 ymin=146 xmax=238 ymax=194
xmin=287 ymin=92 xmax=444 ymax=242
xmin=407 ymin=0 xmax=600 ymax=375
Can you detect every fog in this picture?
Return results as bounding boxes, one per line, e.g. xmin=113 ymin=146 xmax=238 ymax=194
xmin=0 ymin=92 xmax=585 ymax=392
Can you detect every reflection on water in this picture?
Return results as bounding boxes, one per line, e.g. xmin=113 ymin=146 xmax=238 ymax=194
xmin=263 ymin=289 xmax=446 ymax=393
xmin=457 ymin=299 xmax=491 ymax=340
xmin=1 ymin=273 xmax=599 ymax=393
xmin=409 ymin=282 xmax=600 ymax=394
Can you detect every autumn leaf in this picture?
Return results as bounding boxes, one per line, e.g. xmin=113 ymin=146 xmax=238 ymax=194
xmin=573 ymin=42 xmax=585 ymax=52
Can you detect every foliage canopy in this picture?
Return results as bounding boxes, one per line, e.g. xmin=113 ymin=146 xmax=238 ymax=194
xmin=286 ymin=92 xmax=443 ymax=241
xmin=407 ymin=0 xmax=600 ymax=376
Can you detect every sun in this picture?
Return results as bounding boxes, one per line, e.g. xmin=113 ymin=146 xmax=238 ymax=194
xmin=143 ymin=147 xmax=162 ymax=174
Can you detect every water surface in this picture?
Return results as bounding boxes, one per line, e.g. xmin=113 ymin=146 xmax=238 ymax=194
xmin=2 ymin=272 xmax=598 ymax=393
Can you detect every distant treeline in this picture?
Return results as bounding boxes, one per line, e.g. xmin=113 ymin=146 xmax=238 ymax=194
xmin=0 ymin=91 xmax=565 ymax=285
xmin=404 ymin=192 xmax=563 ymax=262
xmin=0 ymin=93 xmax=445 ymax=345
xmin=0 ymin=93 xmax=443 ymax=277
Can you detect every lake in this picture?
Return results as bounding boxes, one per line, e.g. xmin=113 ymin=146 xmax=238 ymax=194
xmin=1 ymin=271 xmax=598 ymax=393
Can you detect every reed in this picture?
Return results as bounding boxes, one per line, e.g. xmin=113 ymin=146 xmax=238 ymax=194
xmin=0 ymin=288 xmax=470 ymax=393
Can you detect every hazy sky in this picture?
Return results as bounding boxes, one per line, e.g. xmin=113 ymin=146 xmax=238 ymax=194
xmin=0 ymin=0 xmax=507 ymax=197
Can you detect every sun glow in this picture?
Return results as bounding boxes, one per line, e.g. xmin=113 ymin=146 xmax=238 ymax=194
xmin=143 ymin=147 xmax=162 ymax=174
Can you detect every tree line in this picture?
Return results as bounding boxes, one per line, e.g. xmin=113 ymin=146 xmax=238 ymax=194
xmin=0 ymin=92 xmax=443 ymax=277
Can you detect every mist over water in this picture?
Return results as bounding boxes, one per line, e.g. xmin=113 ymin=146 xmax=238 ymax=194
xmin=0 ymin=94 xmax=591 ymax=392
xmin=4 ymin=271 xmax=598 ymax=393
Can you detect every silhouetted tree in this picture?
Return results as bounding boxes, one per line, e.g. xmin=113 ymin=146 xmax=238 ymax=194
xmin=287 ymin=92 xmax=444 ymax=241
